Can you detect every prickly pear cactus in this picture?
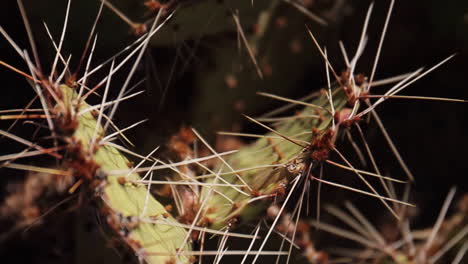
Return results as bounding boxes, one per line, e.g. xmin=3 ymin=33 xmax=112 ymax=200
xmin=59 ymin=85 xmax=192 ymax=264
xmin=200 ymin=85 xmax=348 ymax=229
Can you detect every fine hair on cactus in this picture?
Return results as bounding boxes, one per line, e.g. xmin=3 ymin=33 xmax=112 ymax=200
xmin=0 ymin=0 xmax=467 ymax=264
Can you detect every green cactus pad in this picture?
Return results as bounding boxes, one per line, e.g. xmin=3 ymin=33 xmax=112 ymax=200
xmin=60 ymin=85 xmax=192 ymax=264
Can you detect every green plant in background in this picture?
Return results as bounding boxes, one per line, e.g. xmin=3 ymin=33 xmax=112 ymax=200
xmin=0 ymin=0 xmax=467 ymax=264
xmin=89 ymin=0 xmax=351 ymax=133
xmin=312 ymin=188 xmax=468 ymax=264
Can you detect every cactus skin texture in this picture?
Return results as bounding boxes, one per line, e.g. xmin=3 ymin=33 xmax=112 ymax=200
xmin=59 ymin=85 xmax=192 ymax=264
xmin=200 ymin=85 xmax=349 ymax=230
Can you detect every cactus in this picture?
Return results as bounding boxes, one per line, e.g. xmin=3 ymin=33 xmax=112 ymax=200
xmin=59 ymin=85 xmax=192 ymax=263
xmin=198 ymin=86 xmax=348 ymax=230
xmin=170 ymin=2 xmax=466 ymax=262
xmin=0 ymin=80 xmax=193 ymax=263
xmin=312 ymin=188 xmax=468 ymax=263
xmin=0 ymin=2 xmax=192 ymax=263
xmin=1 ymin=1 xmax=468 ymax=264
